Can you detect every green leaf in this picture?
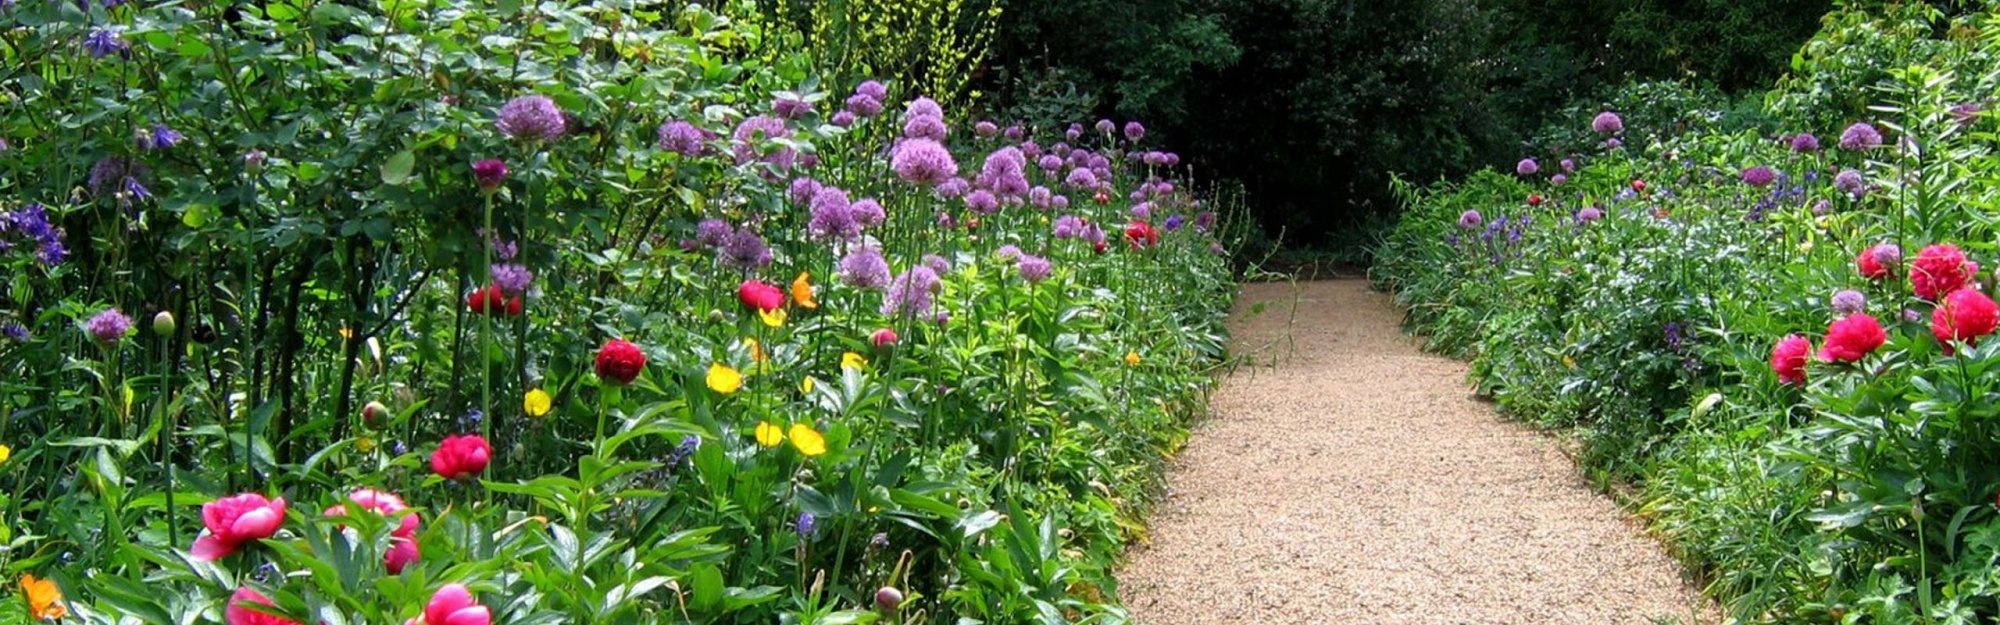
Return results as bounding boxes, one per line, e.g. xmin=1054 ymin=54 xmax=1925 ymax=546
xmin=381 ymin=150 xmax=417 ymax=185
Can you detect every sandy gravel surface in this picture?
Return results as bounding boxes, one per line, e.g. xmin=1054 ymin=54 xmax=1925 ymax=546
xmin=1118 ymin=280 xmax=1713 ymax=625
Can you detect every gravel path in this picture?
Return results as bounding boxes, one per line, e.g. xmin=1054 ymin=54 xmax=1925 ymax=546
xmin=1118 ymin=280 xmax=1713 ymax=624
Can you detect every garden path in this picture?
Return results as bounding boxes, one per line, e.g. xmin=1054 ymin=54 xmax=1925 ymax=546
xmin=1118 ymin=279 xmax=1714 ymax=624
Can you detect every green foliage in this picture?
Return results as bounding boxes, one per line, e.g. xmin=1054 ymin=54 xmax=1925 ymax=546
xmin=1376 ymin=3 xmax=2000 ymax=621
xmin=0 ymin=0 xmax=1245 ymax=623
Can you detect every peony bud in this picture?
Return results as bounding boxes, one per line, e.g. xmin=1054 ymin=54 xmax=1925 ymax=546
xmin=361 ymin=400 xmax=390 ymax=429
xmin=152 ymin=311 xmax=176 ymax=336
xmin=875 ymin=587 xmax=903 ymax=611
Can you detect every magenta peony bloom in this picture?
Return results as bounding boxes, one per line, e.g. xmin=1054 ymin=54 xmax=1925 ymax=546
xmin=420 ymin=584 xmax=491 ymax=625
xmin=431 ymin=435 xmax=491 ymax=481
xmin=227 ymin=587 xmax=303 ymax=625
xmin=1910 ymin=243 xmax=1978 ymax=301
xmin=1770 ymin=334 xmax=1811 ymax=386
xmin=1934 ymin=288 xmax=2000 ymax=347
xmin=193 ymin=493 xmax=287 ymax=561
xmin=1818 ymin=314 xmax=1886 ymax=363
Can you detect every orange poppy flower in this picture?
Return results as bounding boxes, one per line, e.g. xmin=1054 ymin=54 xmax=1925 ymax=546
xmin=21 ymin=574 xmax=64 ymax=621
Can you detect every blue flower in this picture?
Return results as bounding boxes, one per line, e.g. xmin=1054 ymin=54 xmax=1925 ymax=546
xmin=82 ymin=29 xmax=129 ymax=59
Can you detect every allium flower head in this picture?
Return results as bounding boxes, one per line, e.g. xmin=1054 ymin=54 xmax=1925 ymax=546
xmin=855 ymin=80 xmax=888 ymax=101
xmin=845 ymin=94 xmax=883 ymax=118
xmin=808 ymin=186 xmax=860 ymax=240
xmin=1063 ymin=168 xmax=1098 ymax=190
xmin=850 ymin=198 xmax=885 ymax=227
xmin=1910 ymin=243 xmax=1977 ymax=300
xmin=891 ymin=139 xmax=957 ymax=186
xmin=1834 ymin=169 xmax=1866 ymax=198
xmin=902 ymin=115 xmax=948 ymax=141
xmin=1029 ymin=186 xmax=1054 ymax=208
xmin=1741 ymin=165 xmax=1777 ymax=187
xmin=1551 ymin=174 xmax=1568 ymax=186
xmin=1003 ymin=125 xmax=1025 ymax=141
xmin=472 ymin=159 xmax=508 ymax=190
xmin=1123 ymin=121 xmax=1145 ymax=142
xmin=923 ymin=253 xmax=951 ymax=275
xmin=657 ymin=120 xmax=711 ymax=157
xmin=1095 ymin=119 xmax=1115 ymax=135
xmin=86 ymin=308 xmax=132 ymax=343
xmin=838 ymin=246 xmax=891 ymax=290
xmin=904 ymin=98 xmax=943 ymax=120
xmin=1840 ymin=122 xmax=1882 ymax=151
xmin=832 ymin=111 xmax=857 ymax=127
xmin=719 ymin=229 xmax=773 ymax=270
xmin=1054 ymin=215 xmax=1086 ymax=239
xmin=936 ymin=177 xmax=971 ymax=198
xmin=1515 ymin=158 xmax=1538 ymax=176
xmin=1017 ymin=255 xmax=1052 ymax=283
xmin=1831 ymin=289 xmax=1867 ymax=317
xmin=1790 ymin=133 xmax=1820 ymax=152
xmin=772 ymin=97 xmax=813 ymax=119
xmin=974 ymin=121 xmax=998 ymax=138
xmin=1856 ymin=243 xmax=1901 ymax=280
xmin=1457 ymin=210 xmax=1483 ymax=229
xmin=1592 ymin=111 xmax=1623 ymax=134
xmin=882 ymin=266 xmax=942 ymax=318
xmin=1066 ymin=123 xmax=1084 ymax=141
xmin=496 ymin=94 xmax=566 ymax=142
xmin=696 ymin=218 xmax=733 ymax=248
xmin=1576 ymin=207 xmax=1602 ymax=223
xmin=964 ymin=190 xmax=999 ymax=214
xmin=1560 ymin=158 xmax=1576 ymax=172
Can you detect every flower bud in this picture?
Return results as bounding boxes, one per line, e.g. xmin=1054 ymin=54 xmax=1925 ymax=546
xmin=875 ymin=587 xmax=903 ymax=611
xmin=152 ymin=311 xmax=176 ymax=336
xmin=361 ymin=400 xmax=390 ymax=429
xmin=871 ymin=328 xmax=899 ymax=350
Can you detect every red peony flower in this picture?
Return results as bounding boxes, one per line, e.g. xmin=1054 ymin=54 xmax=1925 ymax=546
xmin=192 ymin=493 xmax=287 ymax=561
xmin=1527 ymin=193 xmax=1543 ymax=207
xmin=595 ymin=338 xmax=647 ymax=385
xmin=226 ymin=587 xmax=303 ymax=625
xmin=1818 ymin=314 xmax=1886 ymax=363
xmin=1770 ymin=334 xmax=1811 ymax=386
xmin=385 ymin=538 xmax=420 ymax=575
xmin=1631 ymin=179 xmax=1647 ymax=192
xmin=871 ymin=328 xmax=899 ymax=349
xmin=430 ymin=434 xmax=491 ymax=481
xmin=1932 ymin=288 xmax=2000 ymax=347
xmin=1910 ymin=243 xmax=1979 ymax=301
xmin=737 ymin=280 xmax=785 ymax=312
xmin=466 ymin=285 xmax=523 ymax=317
xmin=1125 ymin=221 xmax=1159 ymax=248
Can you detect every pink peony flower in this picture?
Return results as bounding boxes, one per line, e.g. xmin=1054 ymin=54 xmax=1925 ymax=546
xmin=738 ymin=280 xmax=785 ymax=312
xmin=1818 ymin=314 xmax=1886 ymax=363
xmin=226 ymin=587 xmax=303 ymax=625
xmin=193 ymin=494 xmax=287 ymax=561
xmin=431 ymin=435 xmax=491 ymax=481
xmin=1910 ymin=243 xmax=1978 ymax=301
xmin=421 ymin=584 xmax=491 ymax=625
xmin=385 ymin=538 xmax=420 ymax=575
xmin=1933 ymin=288 xmax=2000 ymax=348
xmin=1770 ymin=334 xmax=1811 ymax=386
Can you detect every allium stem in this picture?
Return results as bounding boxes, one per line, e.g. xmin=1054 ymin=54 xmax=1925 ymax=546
xmin=481 ymin=193 xmax=494 ymax=443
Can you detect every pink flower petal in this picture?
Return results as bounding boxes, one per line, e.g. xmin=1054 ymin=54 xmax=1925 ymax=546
xmin=425 ymin=584 xmax=475 ymax=625
xmin=191 ymin=532 xmax=236 ymax=561
xmin=442 ymin=606 xmax=491 ymax=625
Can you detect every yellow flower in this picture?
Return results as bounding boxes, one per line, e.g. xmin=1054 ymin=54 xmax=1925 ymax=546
xmin=355 ymin=437 xmax=377 ymax=453
xmin=1562 ymin=355 xmax=1577 ymax=370
xmin=755 ymin=421 xmax=785 ymax=447
xmin=800 ymin=376 xmax=817 ymax=394
xmin=1124 ymin=351 xmax=1142 ymax=366
xmin=758 ymin=307 xmax=787 ymax=328
xmin=0 ymin=444 xmax=13 ymax=464
xmin=21 ymin=574 xmax=64 ymax=621
xmin=841 ymin=351 xmax=867 ymax=371
xmin=788 ymin=423 xmax=827 ymax=457
xmin=741 ymin=338 xmax=767 ymax=363
xmin=524 ymin=388 xmax=553 ymax=418
xmin=339 ymin=326 xmax=354 ymax=341
xmin=706 ymin=363 xmax=743 ymax=394
xmin=791 ymin=272 xmax=819 ymax=310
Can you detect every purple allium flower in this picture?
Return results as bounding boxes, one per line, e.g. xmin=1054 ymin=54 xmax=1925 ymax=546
xmin=977 ymin=147 xmax=1030 ymax=197
xmin=1130 ymin=202 xmax=1153 ymax=220
xmin=1063 ymin=168 xmax=1098 ymax=190
xmin=831 ymin=111 xmax=857 ymax=127
xmin=1840 ymin=122 xmax=1882 ymax=151
xmin=845 ymin=94 xmax=883 ymax=117
xmin=974 ymin=121 xmax=998 ymax=138
xmin=1123 ymin=121 xmax=1145 ymax=142
xmin=1082 ymin=222 xmax=1107 ymax=245
xmin=1052 ymin=195 xmax=1070 ymax=209
xmin=891 ymin=139 xmax=958 ymax=186
xmin=657 ymin=120 xmax=711 ymax=157
xmin=1457 ymin=210 xmax=1483 ymax=229
xmin=1066 ymin=123 xmax=1083 ymax=141
xmin=1592 ymin=111 xmax=1623 ymax=135
xmin=1164 ymin=214 xmax=1185 ymax=232
xmin=732 ymin=115 xmax=793 ymax=164
xmin=855 ymin=80 xmax=888 ymax=101
xmin=772 ymin=97 xmax=813 ymax=119
xmin=964 ymin=190 xmax=1000 ymax=215
xmin=902 ymin=115 xmax=948 ymax=140
xmin=1194 ymin=211 xmax=1217 ymax=233
xmin=995 ymin=245 xmax=1023 ymax=263
xmin=937 ymin=177 xmax=971 ymax=199
xmin=839 ymin=246 xmax=892 ymax=290
xmin=496 ymin=95 xmax=566 ymax=142
xmin=1560 ymin=158 xmax=1576 ymax=172
xmin=491 ymin=264 xmax=533 ymax=295
xmin=904 ymin=98 xmax=943 ymax=120
xmin=1551 ymin=174 xmax=1568 ymax=186
xmin=86 ymin=308 xmax=132 ymax=344
xmin=788 ymin=177 xmax=823 ymax=205
xmin=1790 ymin=133 xmax=1820 ymax=152
xmin=718 ymin=229 xmax=773 ymax=270
xmin=1741 ymin=165 xmax=1777 ymax=187
xmin=1835 ymin=169 xmax=1867 ymax=198
xmin=2 ymin=322 xmax=26 ymax=341
xmin=923 ymin=254 xmax=951 ymax=275
xmin=1029 ymin=186 xmax=1053 ymax=208
xmin=1017 ymin=255 xmax=1052 ymax=283
xmin=1904 ymin=308 xmax=1924 ymax=323
xmin=695 ymin=218 xmax=733 ymax=248
xmin=1516 ymin=158 xmax=1538 ymax=176
xmin=473 ymin=159 xmax=509 ymax=190
xmin=1037 ymin=154 xmax=1062 ymax=172
xmin=1003 ymin=125 xmax=1025 ymax=142
xmin=808 ymin=186 xmax=860 ymax=240
xmin=850 ymin=198 xmax=885 ymax=227
xmin=1054 ymin=215 xmax=1086 ymax=239
xmin=1606 ymin=138 xmax=1623 ymax=149
xmin=1831 ymin=289 xmax=1867 ymax=316
xmin=1093 ymin=119 xmax=1114 ymax=135
xmin=800 ymin=153 xmax=819 ymax=170
xmin=1576 ymin=207 xmax=1602 ymax=223
xmin=1871 ymin=242 xmax=1902 ymax=270
xmin=882 ymin=266 xmax=942 ymax=318
xmin=82 ymin=29 xmax=128 ymax=59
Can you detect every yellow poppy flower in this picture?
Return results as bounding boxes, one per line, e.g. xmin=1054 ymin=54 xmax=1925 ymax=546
xmin=524 ymin=388 xmax=553 ymax=418
xmin=707 ymin=363 xmax=743 ymax=394
xmin=789 ymin=423 xmax=827 ymax=457
xmin=800 ymin=376 xmax=817 ymax=394
xmin=1124 ymin=351 xmax=1142 ymax=366
xmin=758 ymin=307 xmax=787 ymax=327
xmin=355 ymin=436 xmax=377 ymax=453
xmin=791 ymin=272 xmax=819 ymax=310
xmin=21 ymin=574 xmax=64 ymax=621
xmin=841 ymin=352 xmax=867 ymax=371
xmin=742 ymin=337 xmax=767 ymax=363
xmin=755 ymin=421 xmax=785 ymax=447
xmin=0 ymin=444 xmax=13 ymax=464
